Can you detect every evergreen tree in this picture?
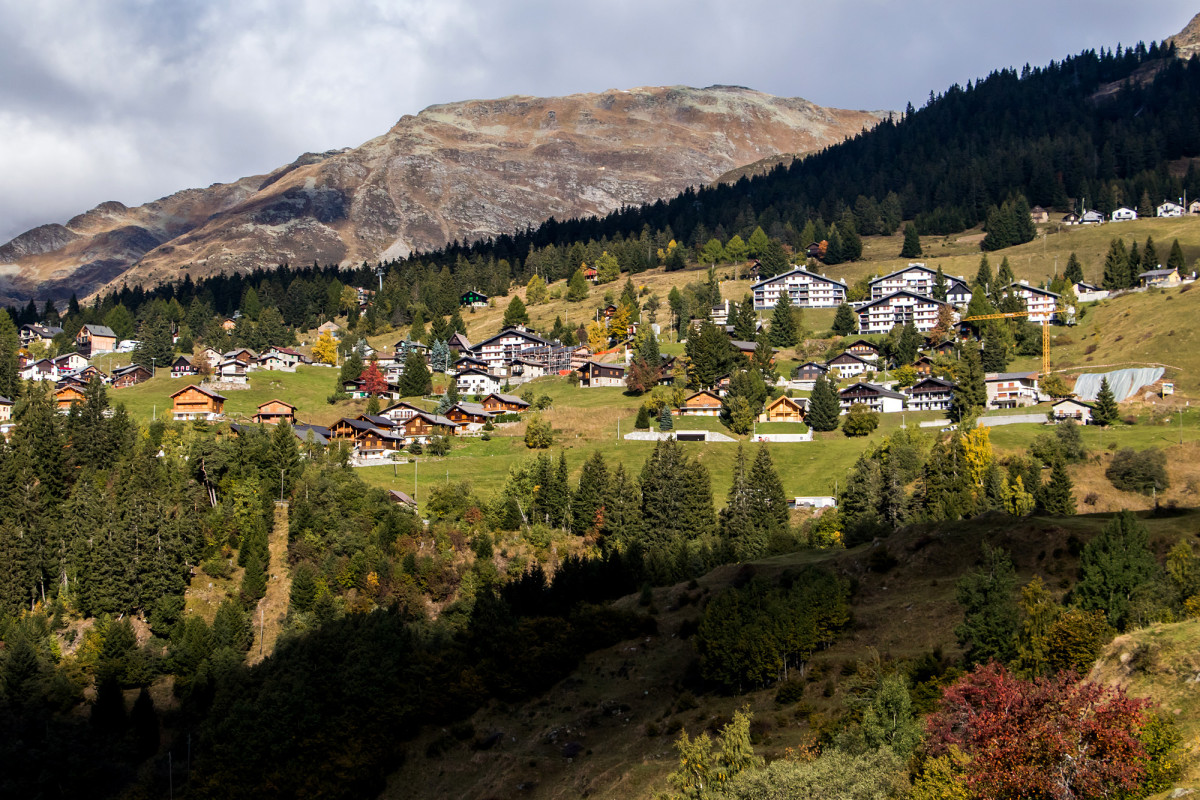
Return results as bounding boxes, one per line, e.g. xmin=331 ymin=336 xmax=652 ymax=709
xmin=1093 ymin=377 xmax=1119 ymax=426
xmin=1101 ymin=238 xmax=1130 ymax=290
xmin=974 ymin=255 xmax=993 ymax=292
xmin=571 ymin=451 xmax=609 ymax=536
xmin=747 ymin=226 xmax=770 ymax=257
xmin=1073 ymin=511 xmax=1158 ymax=630
xmin=760 ymin=239 xmax=790 ymax=278
xmin=133 ymin=311 xmax=174 ymax=369
xmin=398 ymin=350 xmax=432 ymax=397
xmin=502 ymin=295 xmax=530 ymax=328
xmin=0 ymin=311 xmax=17 ymax=400
xmin=685 ymin=321 xmax=734 ymax=389
xmin=635 ymin=404 xmax=651 ymax=429
xmin=747 ymin=445 xmax=788 ymax=546
xmin=932 ymin=265 xmax=948 ymax=301
xmin=839 ymin=220 xmax=863 ymax=261
xmin=768 ymin=294 xmax=799 ymax=348
xmin=955 ymin=545 xmax=1020 ymax=664
xmin=1064 ymin=252 xmax=1084 ymax=285
xmin=447 ymin=307 xmax=467 ymax=336
xmin=719 ymin=446 xmax=761 ymax=559
xmin=807 ymin=373 xmax=841 ymax=432
xmin=658 ymin=406 xmax=674 ymax=431
xmin=1168 ymin=239 xmax=1186 ymax=272
xmin=949 ymin=347 xmax=987 ymax=422
xmin=996 ymin=257 xmax=1015 ymax=290
xmin=567 ymin=269 xmax=589 ymax=302
xmin=832 ymin=303 xmax=857 ymax=336
xmin=900 ymin=224 xmax=922 ymax=258
xmin=339 ymin=348 xmax=363 ymax=384
xmin=894 ymin=323 xmax=923 ymax=367
xmin=638 ymin=439 xmax=714 ymax=549
xmin=1142 ymin=235 xmax=1159 ymax=271
xmin=733 ymin=296 xmax=758 ymax=342
xmin=1040 ymin=458 xmax=1076 ymax=515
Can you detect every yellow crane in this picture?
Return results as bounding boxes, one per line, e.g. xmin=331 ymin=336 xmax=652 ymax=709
xmin=959 ymin=308 xmax=1059 ymax=376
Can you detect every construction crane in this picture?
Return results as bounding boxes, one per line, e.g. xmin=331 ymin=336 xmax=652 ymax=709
xmin=959 ymin=307 xmax=1059 ymax=376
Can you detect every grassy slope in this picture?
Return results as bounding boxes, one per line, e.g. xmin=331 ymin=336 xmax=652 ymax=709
xmin=381 ymin=509 xmax=1200 ymax=800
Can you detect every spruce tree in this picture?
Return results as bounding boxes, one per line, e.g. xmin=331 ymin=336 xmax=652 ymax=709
xmin=760 ymin=239 xmax=790 ymax=278
xmin=1064 ymin=252 xmax=1084 ymax=285
xmin=832 ymin=303 xmax=857 ymax=336
xmin=733 ymin=296 xmax=758 ymax=341
xmin=1101 ymin=238 xmax=1130 ymax=290
xmin=768 ymin=294 xmax=798 ymax=347
xmin=955 ymin=545 xmax=1020 ymax=664
xmin=0 ymin=311 xmax=18 ymax=400
xmin=719 ymin=446 xmax=759 ymax=559
xmin=1073 ymin=511 xmax=1158 ymax=630
xmin=339 ymin=349 xmax=363 ymax=384
xmin=659 ymin=406 xmax=673 ymax=431
xmin=807 ymin=374 xmax=841 ymax=432
xmin=1040 ymin=458 xmax=1076 ymax=515
xmin=635 ymin=405 xmax=651 ymax=429
xmin=900 ymin=224 xmax=922 ymax=258
xmin=1092 ymin=377 xmax=1119 ymax=426
xmin=974 ymin=255 xmax=993 ymax=292
xmin=932 ymin=265 xmax=947 ymax=301
xmin=949 ymin=347 xmax=987 ymax=422
xmin=571 ymin=451 xmax=610 ymax=536
xmin=502 ymin=295 xmax=530 ymax=328
xmin=747 ymin=445 xmax=788 ymax=544
xmin=1168 ymin=239 xmax=1186 ymax=272
xmin=996 ymin=257 xmax=1015 ymax=290
xmin=1142 ymin=236 xmax=1159 ymax=271
xmin=447 ymin=307 xmax=467 ymax=336
xmin=398 ymin=350 xmax=432 ymax=397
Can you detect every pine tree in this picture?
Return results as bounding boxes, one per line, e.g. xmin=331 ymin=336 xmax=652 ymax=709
xmin=448 ymin=307 xmax=467 ymax=336
xmin=1092 ymin=377 xmax=1119 ymax=426
xmin=932 ymin=265 xmax=948 ymax=301
xmin=1064 ymin=252 xmax=1084 ymax=285
xmin=733 ymin=296 xmax=758 ymax=341
xmin=747 ymin=445 xmax=788 ymax=545
xmin=339 ymin=348 xmax=363 ymax=384
xmin=900 ymin=224 xmax=922 ymax=258
xmin=949 ymin=347 xmax=987 ymax=422
xmin=955 ymin=544 xmax=1020 ymax=664
xmin=974 ymin=255 xmax=993 ymax=292
xmin=768 ymin=294 xmax=798 ymax=347
xmin=1040 ymin=458 xmax=1076 ymax=515
xmin=1143 ymin=235 xmax=1159 ymax=271
xmin=719 ymin=446 xmax=760 ymax=559
xmin=571 ymin=451 xmax=609 ymax=536
xmin=807 ymin=374 xmax=841 ymax=432
xmin=996 ymin=257 xmax=1016 ymax=290
xmin=832 ymin=303 xmax=857 ymax=336
xmin=658 ymin=406 xmax=673 ymax=431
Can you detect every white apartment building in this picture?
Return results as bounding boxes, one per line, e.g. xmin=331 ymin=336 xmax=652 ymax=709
xmin=856 ymin=291 xmax=950 ymax=334
xmin=1003 ymin=281 xmax=1059 ymax=323
xmin=751 ymin=268 xmax=847 ymax=310
xmin=469 ymin=327 xmax=552 ymax=373
xmin=869 ymin=264 xmax=939 ymax=299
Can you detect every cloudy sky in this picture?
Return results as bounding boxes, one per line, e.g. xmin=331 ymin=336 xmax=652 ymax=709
xmin=0 ymin=0 xmax=1195 ymax=243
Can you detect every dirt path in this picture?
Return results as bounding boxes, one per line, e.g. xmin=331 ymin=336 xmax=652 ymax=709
xmin=249 ymin=502 xmax=292 ymax=664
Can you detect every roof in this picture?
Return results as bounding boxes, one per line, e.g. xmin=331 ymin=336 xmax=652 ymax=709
xmin=910 ymin=376 xmax=956 ymax=390
xmin=388 ymin=489 xmax=417 ymax=507
xmin=0 ymin=396 xmax=12 ymax=405
xmin=358 ymin=414 xmax=396 ymax=427
xmin=1139 ymin=268 xmax=1178 ymax=278
xmin=1074 ymin=281 xmax=1102 ymax=291
xmin=448 ymin=332 xmax=472 ymax=348
xmin=293 ymin=424 xmax=330 ymax=445
xmin=796 ymin=361 xmax=828 ymax=371
xmin=750 ymin=266 xmax=848 ymax=290
xmin=486 ymin=393 xmax=530 ymax=407
xmin=81 ymin=324 xmax=117 ymax=338
xmin=335 ymin=417 xmax=379 ymax=432
xmin=582 ymin=360 xmax=626 ymax=371
xmin=869 ymin=263 xmax=937 ymax=284
xmin=455 ymin=367 xmax=496 ymax=378
xmin=856 ymin=290 xmax=948 ymax=310
xmin=765 ymin=394 xmax=805 ymax=409
xmin=1005 ymin=281 xmax=1059 ymax=298
xmin=729 ymin=340 xmax=760 ymax=351
xmin=1052 ymin=397 xmax=1094 ymax=408
xmin=683 ymin=390 xmax=723 ymax=404
xmin=986 ymin=372 xmax=1039 ymax=382
xmin=839 ymin=382 xmax=907 ymax=400
xmin=451 ymin=402 xmax=493 ymax=417
xmin=113 ymin=364 xmax=150 ymax=376
xmin=172 ymin=355 xmax=193 ymax=366
xmin=471 ymin=327 xmax=551 ymax=350
xmin=844 ymin=338 xmax=881 ymax=351
xmin=383 ymin=401 xmax=427 ymax=414
xmin=828 ymin=351 xmax=871 ymax=365
xmin=258 ymin=399 xmax=296 ymax=411
xmin=410 ymin=411 xmax=458 ymax=427
xmin=170 ymin=384 xmax=227 ymax=401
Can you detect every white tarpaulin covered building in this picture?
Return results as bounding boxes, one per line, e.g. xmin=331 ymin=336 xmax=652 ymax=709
xmin=1073 ymin=367 xmax=1165 ymax=402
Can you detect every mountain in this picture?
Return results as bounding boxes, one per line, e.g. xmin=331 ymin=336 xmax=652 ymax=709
xmin=0 ymin=86 xmax=885 ymax=303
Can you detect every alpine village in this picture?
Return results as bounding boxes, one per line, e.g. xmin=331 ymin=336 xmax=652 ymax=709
xmin=13 ymin=11 xmax=1200 ymax=800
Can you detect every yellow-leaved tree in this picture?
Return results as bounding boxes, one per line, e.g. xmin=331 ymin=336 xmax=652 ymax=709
xmin=959 ymin=425 xmax=993 ymax=487
xmin=312 ymin=331 xmax=339 ymax=365
xmin=586 ymin=321 xmax=609 ymax=353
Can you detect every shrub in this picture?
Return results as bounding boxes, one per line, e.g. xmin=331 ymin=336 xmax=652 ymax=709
xmin=842 ymin=403 xmax=880 ymax=437
xmin=1106 ymin=448 xmax=1169 ymax=495
xmin=202 ymin=557 xmax=233 ymax=580
xmin=326 ymin=391 xmax=350 ymax=404
xmin=426 ymin=435 xmax=451 ymax=456
xmin=524 ymin=414 xmax=554 ymax=448
xmin=408 ymin=441 xmax=423 ymax=455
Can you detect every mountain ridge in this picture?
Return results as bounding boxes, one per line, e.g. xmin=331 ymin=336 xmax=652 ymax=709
xmin=0 ymin=85 xmax=886 ymax=303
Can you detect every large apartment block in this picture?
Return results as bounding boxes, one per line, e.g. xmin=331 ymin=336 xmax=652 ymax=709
xmin=1003 ymin=281 xmax=1059 ymax=323
xmin=752 ymin=268 xmax=847 ymax=310
xmin=856 ymin=290 xmax=950 ymax=334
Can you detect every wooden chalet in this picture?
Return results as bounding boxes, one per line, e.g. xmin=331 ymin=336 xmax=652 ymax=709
xmin=381 ymin=401 xmax=427 ymax=422
xmin=170 ymin=385 xmax=227 ymax=421
xmin=844 ymin=339 xmax=881 ymax=361
xmin=445 ymin=402 xmax=494 ymax=430
xmin=793 ymin=361 xmax=829 ymax=386
xmin=353 ymin=427 xmax=405 ymax=458
xmin=827 ymin=351 xmax=872 ymax=378
xmin=171 ymin=356 xmax=198 ymax=379
xmin=253 ymin=399 xmax=296 ymax=425
xmin=447 ymin=332 xmax=473 ymax=356
xmin=912 ymin=355 xmax=936 ymax=376
xmin=111 ymin=364 xmax=152 ymax=388
xmin=676 ymin=390 xmax=723 ymax=417
xmin=838 ymin=382 xmax=906 ymax=414
xmin=221 ymin=318 xmax=237 ymax=331
xmin=75 ymin=324 xmax=117 ymax=357
xmin=578 ymin=360 xmax=626 ymax=388
xmin=759 ymin=394 xmax=805 ymax=423
xmin=397 ymin=411 xmax=458 ymax=442
xmin=224 ymin=348 xmax=258 ymax=365
xmin=317 ymin=321 xmax=342 ymax=338
xmin=925 ymin=339 xmax=956 ymax=356
xmin=460 ymin=290 xmax=489 ymax=308
xmin=481 ymin=393 xmax=530 ymax=413
xmin=21 ymin=358 xmax=56 ymax=381
xmin=905 ymin=377 xmax=955 ymax=412
xmin=54 ymin=384 xmax=87 ymax=411
xmin=329 ymin=417 xmax=378 ymax=441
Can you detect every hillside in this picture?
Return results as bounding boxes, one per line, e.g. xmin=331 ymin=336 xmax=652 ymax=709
xmin=0 ymin=86 xmax=884 ymax=304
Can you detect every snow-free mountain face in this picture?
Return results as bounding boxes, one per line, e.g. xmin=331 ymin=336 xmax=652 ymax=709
xmin=0 ymin=85 xmax=887 ymax=302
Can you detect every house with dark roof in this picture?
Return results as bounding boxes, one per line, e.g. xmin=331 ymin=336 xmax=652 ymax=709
xmin=1051 ymin=398 xmax=1094 ymax=424
xmin=170 ymin=385 xmax=227 ymax=421
xmin=793 ymin=361 xmax=829 ymax=388
xmin=75 ymin=324 xmax=117 ymax=356
xmin=481 ymin=393 xmax=531 ymax=413
xmin=112 ymin=363 xmax=153 ymax=389
xmin=578 ymin=360 xmax=626 ymax=388
xmin=171 ymin=355 xmax=198 ymax=378
xmin=751 ymin=267 xmax=847 ymax=310
xmin=905 ymin=376 xmax=955 ymax=412
xmin=470 ymin=327 xmax=551 ymax=372
xmin=827 ymin=351 xmax=873 ymax=378
xmin=1139 ymin=267 xmax=1181 ymax=288
xmin=856 ymin=291 xmax=951 ymax=334
xmin=838 ymin=382 xmax=906 ymax=414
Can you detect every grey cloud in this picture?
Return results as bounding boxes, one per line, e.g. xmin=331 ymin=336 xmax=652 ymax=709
xmin=0 ymin=0 xmax=1194 ymax=243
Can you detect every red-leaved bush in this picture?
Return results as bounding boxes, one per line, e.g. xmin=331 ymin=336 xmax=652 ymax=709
xmin=926 ymin=663 xmax=1150 ymax=799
